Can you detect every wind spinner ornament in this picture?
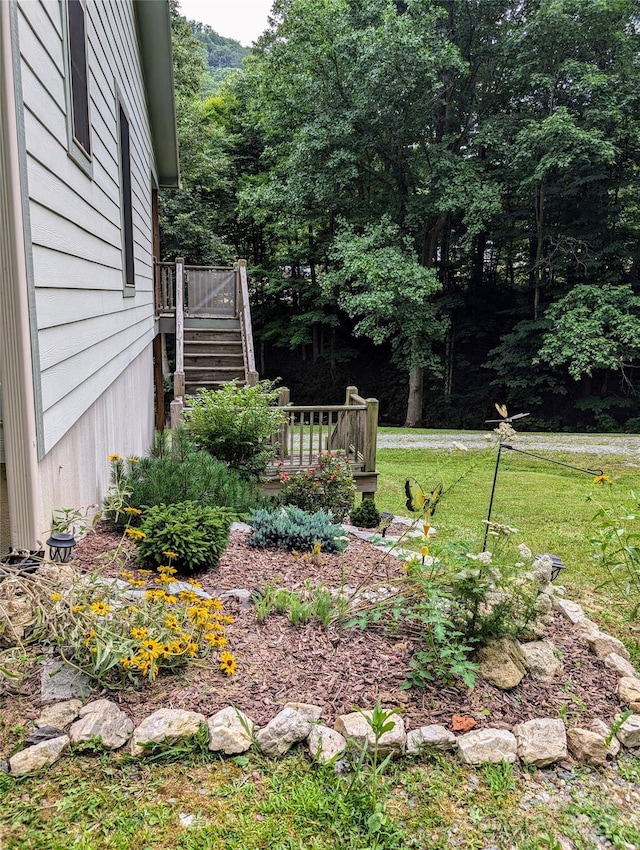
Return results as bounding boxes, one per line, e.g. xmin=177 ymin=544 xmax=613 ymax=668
xmin=485 ymin=403 xmax=530 ymax=425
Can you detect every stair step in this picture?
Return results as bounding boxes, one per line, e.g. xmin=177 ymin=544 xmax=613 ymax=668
xmin=184 ymin=354 xmax=244 ymax=367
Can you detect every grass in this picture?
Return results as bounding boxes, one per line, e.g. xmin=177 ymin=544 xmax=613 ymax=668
xmin=1 ymin=749 xmax=639 ymax=849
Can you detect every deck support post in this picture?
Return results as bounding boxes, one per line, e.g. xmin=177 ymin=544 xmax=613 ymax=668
xmin=173 ymin=256 xmax=185 ymax=399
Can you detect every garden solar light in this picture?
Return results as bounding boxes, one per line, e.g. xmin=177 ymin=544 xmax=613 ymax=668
xmin=535 ymin=553 xmax=565 ymax=582
xmin=46 ymin=532 xmax=77 ymax=563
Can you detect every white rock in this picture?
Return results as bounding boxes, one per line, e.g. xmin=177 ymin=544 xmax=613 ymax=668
xmin=406 ymin=725 xmax=456 ymax=754
xmin=130 ymin=709 xmax=206 ymax=757
xmin=520 ymin=641 xmax=562 ymax=681
xmin=590 ymin=719 xmax=621 ymax=758
xmin=284 ymin=702 xmax=323 ymax=722
xmin=618 ymin=677 xmax=640 ymax=711
xmin=604 ymin=653 xmax=638 ymax=679
xmin=307 ymin=725 xmax=347 ymax=764
xmin=514 ymin=718 xmax=567 ymax=767
xmin=574 ymin=618 xmax=600 ymax=639
xmin=69 ymin=700 xmax=133 ymax=750
xmin=586 ymin=632 xmax=631 ymax=661
xmin=457 ymin=728 xmax=517 ymax=765
xmin=566 ymin=727 xmax=609 ymax=767
xmin=207 ymin=707 xmax=254 ymax=754
xmin=35 ymin=699 xmax=83 ymax=730
xmin=553 ymin=598 xmax=584 ymax=623
xmin=616 ymin=714 xmax=640 ymax=748
xmin=9 ymin=735 xmax=69 ymax=775
xmin=334 ymin=710 xmax=406 ymax=755
xmin=256 ymin=707 xmax=311 ymax=757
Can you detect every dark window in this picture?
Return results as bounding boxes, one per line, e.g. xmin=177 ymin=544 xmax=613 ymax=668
xmin=67 ymin=0 xmax=91 ymax=156
xmin=119 ymin=105 xmax=135 ymax=287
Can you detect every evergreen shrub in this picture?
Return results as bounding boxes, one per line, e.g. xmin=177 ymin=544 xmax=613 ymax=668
xmin=350 ymin=499 xmax=381 ymax=528
xmin=135 ymin=501 xmax=233 ymax=574
xmin=248 ymin=506 xmax=347 ymax=553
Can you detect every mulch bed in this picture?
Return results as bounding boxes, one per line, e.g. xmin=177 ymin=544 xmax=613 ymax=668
xmin=49 ymin=522 xmax=621 ymax=732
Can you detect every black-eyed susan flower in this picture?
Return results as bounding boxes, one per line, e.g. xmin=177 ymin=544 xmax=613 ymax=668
xmin=219 ymin=651 xmax=237 ymax=676
xmin=594 ymin=473 xmax=612 ymax=484
xmin=108 ymin=453 xmax=122 ymax=461
xmin=90 ymin=601 xmax=110 ymax=616
xmin=51 ymin=592 xmax=62 ymax=602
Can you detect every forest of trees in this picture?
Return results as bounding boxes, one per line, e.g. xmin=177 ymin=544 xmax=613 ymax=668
xmin=161 ymin=0 xmax=640 ymax=431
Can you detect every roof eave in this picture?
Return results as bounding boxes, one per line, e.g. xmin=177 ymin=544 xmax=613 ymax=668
xmin=134 ymin=0 xmax=180 ymax=188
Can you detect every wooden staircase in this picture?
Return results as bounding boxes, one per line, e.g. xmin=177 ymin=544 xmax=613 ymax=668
xmin=183 ymin=323 xmax=246 ymax=394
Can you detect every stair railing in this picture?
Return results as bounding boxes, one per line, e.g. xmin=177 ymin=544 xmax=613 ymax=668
xmin=236 ymin=260 xmax=258 ymax=386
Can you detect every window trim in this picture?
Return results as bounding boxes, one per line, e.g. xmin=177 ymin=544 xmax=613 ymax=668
xmin=62 ymin=0 xmax=93 ymax=176
xmin=117 ymin=93 xmax=135 ymax=294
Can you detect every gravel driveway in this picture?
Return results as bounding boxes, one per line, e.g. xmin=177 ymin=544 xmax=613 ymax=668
xmin=377 ymin=430 xmax=640 ymax=455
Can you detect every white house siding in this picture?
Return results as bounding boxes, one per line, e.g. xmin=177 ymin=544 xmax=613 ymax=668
xmin=14 ymin=0 xmax=159 ymax=531
xmin=17 ymin=0 xmax=156 ymax=454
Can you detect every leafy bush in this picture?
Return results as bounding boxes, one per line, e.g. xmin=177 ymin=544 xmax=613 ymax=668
xmin=248 ymin=506 xmax=347 ymax=553
xmin=279 ymin=451 xmax=356 ymax=521
xmin=183 ymin=380 xmax=286 ymax=478
xmin=350 ymin=499 xmax=381 ymax=528
xmin=109 ymin=430 xmax=260 ymax=527
xmin=133 ymin=501 xmax=233 ymax=574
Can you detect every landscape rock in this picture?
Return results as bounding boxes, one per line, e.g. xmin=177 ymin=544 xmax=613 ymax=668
xmin=574 ymin=618 xmax=600 ymax=640
xmin=256 ymin=707 xmax=312 ymax=757
xmin=617 ymin=678 xmax=640 ymax=711
xmin=616 ymin=714 xmax=640 ymax=748
xmin=334 ymin=710 xmax=406 ymax=755
xmin=457 ymin=728 xmax=518 ymax=764
xmin=40 ymin=659 xmax=93 ymax=702
xmin=0 ymin=588 xmax=34 ymax=645
xmin=586 ymin=632 xmax=631 ymax=661
xmin=477 ymin=638 xmax=527 ymax=689
xmin=25 ymin=726 xmax=66 ymax=745
xmin=590 ymin=719 xmax=620 ymax=758
xmin=284 ymin=702 xmax=323 ymax=722
xmin=514 ymin=718 xmax=567 ymax=767
xmin=130 ymin=709 xmax=206 ymax=757
xmin=603 ymin=653 xmax=638 ymax=680
xmin=165 ymin=581 xmax=212 ymax=601
xmin=566 ymin=727 xmax=609 ymax=767
xmin=553 ymin=598 xmax=584 ymax=624
xmin=70 ymin=699 xmax=133 ymax=750
xmin=520 ymin=641 xmax=562 ymax=681
xmin=207 ymin=707 xmax=254 ymax=754
xmin=406 ymin=725 xmax=456 ymax=754
xmin=307 ymin=725 xmax=347 ymax=763
xmin=35 ymin=699 xmax=83 ymax=729
xmin=9 ymin=735 xmax=69 ymax=775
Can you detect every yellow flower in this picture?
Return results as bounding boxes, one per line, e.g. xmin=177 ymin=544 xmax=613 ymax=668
xmin=131 ymin=627 xmax=148 ymax=640
xmin=163 ymin=550 xmax=179 ymax=559
xmin=138 ymin=569 xmax=153 ymax=576
xmin=125 ymin=527 xmax=146 ymax=540
xmin=140 ymin=639 xmax=163 ymax=659
xmin=219 ymin=651 xmax=237 ymax=676
xmin=157 ymin=565 xmax=177 ymax=575
xmin=187 ymin=606 xmax=211 ymax=626
xmin=108 ymin=453 xmax=122 ymax=461
xmin=593 ymin=473 xmax=612 ymax=484
xmin=164 ymin=595 xmax=178 ymax=604
xmin=187 ymin=642 xmax=200 ymax=657
xmin=127 ymin=457 xmax=139 ymax=463
xmin=420 ymin=546 xmax=429 ymax=558
xmin=90 ymin=601 xmax=110 ymax=616
xmin=123 ymin=507 xmax=142 ymax=515
xmin=165 ymin=614 xmax=180 ymax=630
xmin=155 ymin=574 xmax=176 ymax=585
xmin=51 ymin=592 xmax=62 ymax=602
xmin=71 ymin=604 xmax=85 ymax=612
xmin=178 ymin=590 xmax=201 ymax=604
xmin=187 ymin=579 xmax=202 ymax=588
xmin=144 ymin=589 xmax=168 ymax=602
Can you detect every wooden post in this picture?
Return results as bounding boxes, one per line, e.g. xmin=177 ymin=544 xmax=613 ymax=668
xmin=153 ymin=333 xmax=164 ymax=431
xmin=278 ymin=387 xmax=290 ymax=460
xmin=364 ymin=397 xmax=378 ymax=473
xmin=174 ymin=257 xmax=185 ymax=399
xmin=345 ymin=385 xmax=357 ymax=405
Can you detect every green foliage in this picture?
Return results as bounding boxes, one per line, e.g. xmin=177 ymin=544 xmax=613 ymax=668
xmin=183 ymin=380 xmax=285 ymax=479
xmin=590 ymin=487 xmax=640 ymax=616
xmin=135 ymin=501 xmax=233 ymax=574
xmin=278 ymin=451 xmax=356 ymax=521
xmin=248 ymin=506 xmax=347 ymax=553
xmin=252 ymin=578 xmax=346 ymax=628
xmin=116 ymin=429 xmax=260 ymax=519
xmin=350 ymin=499 xmax=381 ymax=528
xmin=103 ymin=455 xmax=134 ymax=529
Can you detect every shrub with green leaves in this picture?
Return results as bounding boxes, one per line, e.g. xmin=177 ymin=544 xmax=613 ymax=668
xmin=248 ymin=506 xmax=347 ymax=553
xmin=134 ymin=501 xmax=234 ymax=574
xmin=279 ymin=451 xmax=356 ymax=521
xmin=350 ymin=499 xmax=381 ymax=528
xmin=110 ymin=430 xmax=260 ymax=527
xmin=183 ymin=380 xmax=286 ymax=479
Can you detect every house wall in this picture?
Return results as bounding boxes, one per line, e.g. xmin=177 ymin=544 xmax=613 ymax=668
xmin=13 ymin=0 xmax=159 ymax=534
xmin=16 ymin=0 xmax=157 ymax=455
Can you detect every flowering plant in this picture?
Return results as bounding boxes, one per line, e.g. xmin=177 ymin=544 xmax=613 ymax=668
xmin=278 ymin=451 xmax=356 ymax=521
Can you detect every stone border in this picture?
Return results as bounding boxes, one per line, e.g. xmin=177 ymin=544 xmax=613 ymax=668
xmin=3 ymin=522 xmax=640 ymax=775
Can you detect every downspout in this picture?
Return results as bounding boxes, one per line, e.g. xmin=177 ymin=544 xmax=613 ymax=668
xmin=0 ymin=1 xmax=42 ymax=549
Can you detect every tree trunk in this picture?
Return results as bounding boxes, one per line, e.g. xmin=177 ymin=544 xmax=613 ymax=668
xmin=404 ymin=340 xmax=424 ymax=427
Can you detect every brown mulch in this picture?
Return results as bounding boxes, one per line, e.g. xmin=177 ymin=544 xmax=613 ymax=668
xmin=36 ymin=524 xmax=623 ymax=730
